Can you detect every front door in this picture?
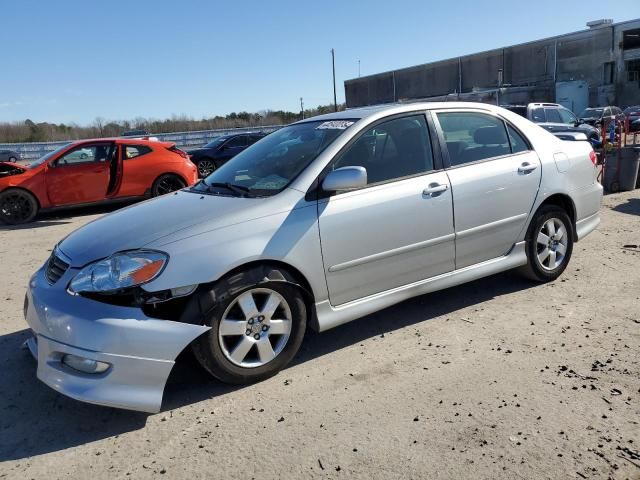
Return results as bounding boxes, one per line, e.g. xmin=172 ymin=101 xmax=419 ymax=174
xmin=434 ymin=110 xmax=541 ymax=269
xmin=46 ymin=142 xmax=115 ymax=206
xmin=318 ymin=113 xmax=455 ymax=306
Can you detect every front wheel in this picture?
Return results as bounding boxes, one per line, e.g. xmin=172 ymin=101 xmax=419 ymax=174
xmin=521 ymin=206 xmax=573 ymax=282
xmin=0 ymin=189 xmax=39 ymax=225
xmin=151 ymin=174 xmax=186 ymax=197
xmin=192 ymin=277 xmax=307 ymax=384
xmin=8 ymin=156 xmax=17 ymax=163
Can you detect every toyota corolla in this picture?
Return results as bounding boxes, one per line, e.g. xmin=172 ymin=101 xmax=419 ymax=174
xmin=23 ymin=103 xmax=603 ymax=412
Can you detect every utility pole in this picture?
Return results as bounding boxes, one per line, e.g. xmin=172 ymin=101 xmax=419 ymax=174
xmin=300 ymin=97 xmax=304 ymax=119
xmin=331 ymin=48 xmax=337 ymax=112
xmin=358 ymin=59 xmax=361 ymax=78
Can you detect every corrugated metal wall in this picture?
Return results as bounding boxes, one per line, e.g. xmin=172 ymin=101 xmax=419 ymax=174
xmin=344 ymin=21 xmax=636 ymax=108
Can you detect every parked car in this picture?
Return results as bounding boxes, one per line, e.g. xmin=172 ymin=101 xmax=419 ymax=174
xmin=0 ymin=138 xmax=197 ymax=224
xmin=23 ymin=102 xmax=602 ymax=412
xmin=502 ymin=103 xmax=601 ymax=146
xmin=0 ymin=149 xmax=20 ymax=162
xmin=187 ymin=132 xmax=267 ymax=177
xmin=578 ymin=106 xmax=626 ymax=129
xmin=121 ymin=129 xmax=151 ymax=137
xmin=623 ymin=105 xmax=640 ymax=132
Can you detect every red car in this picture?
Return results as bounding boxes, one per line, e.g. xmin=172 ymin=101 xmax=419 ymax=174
xmin=0 ymin=138 xmax=198 ymax=224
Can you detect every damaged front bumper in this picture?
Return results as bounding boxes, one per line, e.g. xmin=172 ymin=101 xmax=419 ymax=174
xmin=24 ymin=264 xmax=210 ymax=413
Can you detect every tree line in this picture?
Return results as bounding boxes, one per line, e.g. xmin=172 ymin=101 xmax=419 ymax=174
xmin=0 ymin=103 xmax=345 ymax=143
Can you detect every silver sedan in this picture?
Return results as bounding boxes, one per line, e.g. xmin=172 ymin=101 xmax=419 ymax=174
xmin=24 ymin=102 xmax=603 ymax=412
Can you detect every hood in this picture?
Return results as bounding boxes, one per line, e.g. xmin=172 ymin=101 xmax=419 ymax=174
xmin=58 ymin=189 xmax=298 ymax=266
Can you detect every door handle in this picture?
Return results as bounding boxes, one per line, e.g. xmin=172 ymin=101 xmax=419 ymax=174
xmin=423 ymin=183 xmax=449 ymax=196
xmin=518 ymin=162 xmax=538 ymax=174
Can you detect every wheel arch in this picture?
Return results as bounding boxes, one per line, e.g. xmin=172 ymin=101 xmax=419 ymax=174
xmin=151 ymin=172 xmax=189 ymax=190
xmin=528 ymin=193 xmax=577 ymax=241
xmin=0 ymin=186 xmax=41 ymax=209
xmin=179 ymin=260 xmax=319 ymax=331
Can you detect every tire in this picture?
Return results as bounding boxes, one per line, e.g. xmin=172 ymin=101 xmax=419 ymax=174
xmin=0 ymin=189 xmax=39 ymax=225
xmin=151 ymin=174 xmax=186 ymax=197
xmin=521 ymin=206 xmax=573 ymax=282
xmin=8 ymin=156 xmax=17 ymax=163
xmin=191 ymin=270 xmax=307 ymax=384
xmin=196 ymin=158 xmax=216 ymax=177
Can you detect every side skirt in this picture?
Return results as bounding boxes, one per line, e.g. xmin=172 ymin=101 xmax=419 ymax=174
xmin=314 ymin=241 xmax=528 ymax=332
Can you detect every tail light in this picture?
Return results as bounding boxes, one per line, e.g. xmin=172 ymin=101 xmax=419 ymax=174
xmin=589 ymin=150 xmax=597 ymax=165
xmin=168 ymin=146 xmax=189 ymax=159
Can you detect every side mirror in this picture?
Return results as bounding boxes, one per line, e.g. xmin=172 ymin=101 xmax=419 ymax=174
xmin=322 ymin=166 xmax=367 ymax=192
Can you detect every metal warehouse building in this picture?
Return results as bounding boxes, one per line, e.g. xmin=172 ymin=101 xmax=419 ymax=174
xmin=344 ymin=18 xmax=640 ymax=113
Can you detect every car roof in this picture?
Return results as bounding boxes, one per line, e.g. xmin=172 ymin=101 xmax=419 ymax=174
xmin=293 ymin=101 xmax=505 ymax=125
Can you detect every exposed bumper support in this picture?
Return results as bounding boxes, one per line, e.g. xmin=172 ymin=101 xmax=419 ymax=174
xmin=24 ymin=265 xmax=210 ymax=413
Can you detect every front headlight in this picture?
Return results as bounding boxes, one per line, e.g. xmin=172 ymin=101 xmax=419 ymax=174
xmin=69 ymin=250 xmax=168 ymax=294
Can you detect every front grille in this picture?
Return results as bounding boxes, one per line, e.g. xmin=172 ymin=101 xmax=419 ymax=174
xmin=46 ymin=251 xmax=70 ymax=284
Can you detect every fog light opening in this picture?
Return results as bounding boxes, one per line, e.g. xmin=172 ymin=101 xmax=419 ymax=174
xmin=61 ymin=354 xmax=110 ymax=374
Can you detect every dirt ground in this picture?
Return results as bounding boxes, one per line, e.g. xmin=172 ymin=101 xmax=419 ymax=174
xmin=0 ymin=192 xmax=638 ymax=480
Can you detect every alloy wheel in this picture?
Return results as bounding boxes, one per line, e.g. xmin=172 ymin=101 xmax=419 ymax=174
xmin=535 ymin=217 xmax=568 ymax=271
xmin=0 ymin=192 xmax=35 ymax=223
xmin=218 ymin=288 xmax=293 ymax=368
xmin=197 ymin=160 xmax=215 ymax=177
xmin=155 ymin=176 xmax=184 ymax=195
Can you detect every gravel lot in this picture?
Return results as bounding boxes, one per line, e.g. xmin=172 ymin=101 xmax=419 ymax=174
xmin=0 ymin=191 xmax=638 ymax=480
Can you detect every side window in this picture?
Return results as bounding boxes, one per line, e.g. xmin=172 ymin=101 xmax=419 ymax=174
xmin=57 ymin=144 xmax=114 ymax=166
xmin=226 ymin=135 xmax=248 ymax=148
xmin=436 ymin=112 xmax=511 ymax=166
xmin=506 ymin=125 xmax=529 ymax=154
xmin=333 ymin=114 xmax=434 ymax=185
xmin=124 ymin=145 xmax=152 ymax=159
xmin=558 ymin=109 xmax=577 ymax=125
xmin=248 ymin=135 xmax=263 ymax=145
xmin=531 ymin=108 xmax=546 ymax=122
xmin=544 ymin=108 xmax=562 ymax=123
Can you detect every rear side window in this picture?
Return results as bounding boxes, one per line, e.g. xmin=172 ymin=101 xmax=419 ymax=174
xmin=124 ymin=145 xmax=152 ymax=159
xmin=506 ymin=125 xmax=529 ymax=154
xmin=436 ymin=112 xmax=511 ymax=166
xmin=226 ymin=135 xmax=248 ymax=148
xmin=333 ymin=114 xmax=434 ymax=185
xmin=531 ymin=108 xmax=546 ymax=122
xmin=544 ymin=108 xmax=562 ymax=123
xmin=248 ymin=135 xmax=263 ymax=145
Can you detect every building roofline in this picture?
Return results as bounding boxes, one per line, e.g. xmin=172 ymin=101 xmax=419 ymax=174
xmin=345 ymin=17 xmax=640 ymax=85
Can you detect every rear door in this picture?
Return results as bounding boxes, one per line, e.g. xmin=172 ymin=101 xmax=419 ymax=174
xmin=434 ymin=110 xmax=541 ymax=269
xmin=46 ymin=143 xmax=115 ymax=205
xmin=317 ymin=113 xmax=455 ymax=306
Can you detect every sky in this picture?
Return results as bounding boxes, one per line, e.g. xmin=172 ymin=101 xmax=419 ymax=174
xmin=0 ymin=0 xmax=638 ymax=125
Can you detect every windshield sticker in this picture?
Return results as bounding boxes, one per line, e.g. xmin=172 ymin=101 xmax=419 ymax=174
xmin=252 ymin=175 xmax=288 ymax=190
xmin=316 ymin=120 xmax=355 ymax=130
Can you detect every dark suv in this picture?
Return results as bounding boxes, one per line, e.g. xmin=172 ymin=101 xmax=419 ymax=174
xmin=502 ymin=103 xmax=601 ymax=146
xmin=579 ymin=106 xmax=625 ymax=129
xmin=187 ymin=132 xmax=266 ymax=177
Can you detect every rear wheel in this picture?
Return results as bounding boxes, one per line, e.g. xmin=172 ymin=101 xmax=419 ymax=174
xmin=192 ymin=273 xmax=307 ymax=384
xmin=196 ymin=158 xmax=216 ymax=177
xmin=151 ymin=174 xmax=186 ymax=197
xmin=0 ymin=189 xmax=38 ymax=224
xmin=521 ymin=206 xmax=573 ymax=282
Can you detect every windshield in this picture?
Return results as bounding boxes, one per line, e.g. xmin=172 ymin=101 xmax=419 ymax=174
xmin=192 ymin=119 xmax=356 ymax=197
xmin=28 ymin=143 xmax=71 ymax=168
xmin=204 ymin=137 xmax=228 ymax=148
xmin=580 ymin=108 xmax=603 ymax=118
